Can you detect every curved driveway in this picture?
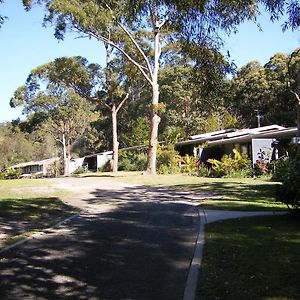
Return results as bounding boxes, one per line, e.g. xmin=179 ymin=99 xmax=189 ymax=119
xmin=0 ymin=177 xmax=200 ymax=300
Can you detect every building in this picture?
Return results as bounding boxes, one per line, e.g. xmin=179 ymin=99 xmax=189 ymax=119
xmin=9 ymin=157 xmax=60 ymax=177
xmin=175 ymin=125 xmax=298 ymax=165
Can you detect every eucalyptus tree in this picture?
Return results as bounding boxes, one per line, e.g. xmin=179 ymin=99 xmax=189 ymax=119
xmin=23 ymin=0 xmax=300 ymax=174
xmin=10 ymin=57 xmax=98 ymax=176
xmin=0 ymin=123 xmax=35 ymax=171
xmin=229 ymin=50 xmax=300 ymax=128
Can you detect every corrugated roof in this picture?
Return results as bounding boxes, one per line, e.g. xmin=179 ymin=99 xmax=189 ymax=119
xmin=176 ymin=125 xmax=297 ymax=147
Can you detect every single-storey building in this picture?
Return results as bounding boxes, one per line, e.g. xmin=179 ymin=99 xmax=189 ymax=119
xmin=83 ymin=151 xmax=113 ymax=172
xmin=9 ymin=157 xmax=60 ymax=177
xmin=175 ymin=125 xmax=298 ymax=165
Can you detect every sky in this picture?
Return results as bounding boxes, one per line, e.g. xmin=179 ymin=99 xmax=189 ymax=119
xmin=0 ymin=2 xmax=300 ymax=123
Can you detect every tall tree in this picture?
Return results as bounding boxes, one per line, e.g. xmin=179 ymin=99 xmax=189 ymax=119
xmin=16 ymin=1 xmax=234 ymax=173
xmin=23 ymin=0 xmax=300 ymax=174
xmin=96 ymin=44 xmax=130 ymax=173
xmin=229 ymin=50 xmax=300 ymax=129
xmin=10 ymin=58 xmax=98 ymax=176
xmin=0 ymin=123 xmax=36 ymax=171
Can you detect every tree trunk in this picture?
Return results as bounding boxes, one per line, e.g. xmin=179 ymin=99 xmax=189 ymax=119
xmin=146 ymin=27 xmax=161 ymax=174
xmin=62 ymin=133 xmax=70 ymax=177
xmin=296 ymin=102 xmax=300 ymax=155
xmin=112 ymin=105 xmax=119 ymax=173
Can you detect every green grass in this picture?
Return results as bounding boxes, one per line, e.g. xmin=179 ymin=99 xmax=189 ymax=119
xmin=0 ymin=179 xmax=77 ymax=247
xmin=0 ymin=178 xmax=69 ymax=199
xmin=89 ymin=172 xmax=286 ymax=211
xmin=197 ymin=215 xmax=300 ymax=300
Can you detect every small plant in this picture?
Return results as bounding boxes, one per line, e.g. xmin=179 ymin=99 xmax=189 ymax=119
xmin=197 ymin=163 xmax=211 ymax=177
xmin=180 ymin=155 xmax=199 ymax=175
xmin=253 ymin=160 xmax=270 ymax=176
xmin=157 ymin=145 xmax=181 ymax=174
xmin=208 ymin=149 xmax=252 ymax=178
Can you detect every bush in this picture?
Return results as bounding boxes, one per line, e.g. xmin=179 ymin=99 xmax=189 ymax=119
xmin=157 ymin=145 xmax=181 ymax=174
xmin=208 ymin=149 xmax=252 ymax=178
xmin=118 ymin=151 xmax=147 ymax=171
xmin=0 ymin=168 xmax=22 ymax=180
xmin=180 ymin=155 xmax=199 ymax=176
xmin=271 ymin=157 xmax=290 ymax=182
xmin=197 ymin=162 xmax=211 ymax=177
xmin=276 ymin=158 xmax=300 ymax=214
xmin=253 ymin=161 xmax=271 ymax=177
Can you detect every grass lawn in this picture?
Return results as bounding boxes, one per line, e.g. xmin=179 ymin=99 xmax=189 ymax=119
xmin=0 ymin=179 xmax=76 ymax=246
xmin=83 ymin=172 xmax=287 ymax=211
xmin=197 ymin=215 xmax=300 ymax=300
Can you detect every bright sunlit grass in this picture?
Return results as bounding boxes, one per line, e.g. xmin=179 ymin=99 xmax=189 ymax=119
xmin=197 ymin=215 xmax=300 ymax=299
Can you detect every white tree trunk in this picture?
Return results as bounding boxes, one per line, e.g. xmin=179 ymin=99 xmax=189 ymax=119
xmin=146 ymin=27 xmax=161 ymax=174
xmin=112 ymin=105 xmax=119 ymax=173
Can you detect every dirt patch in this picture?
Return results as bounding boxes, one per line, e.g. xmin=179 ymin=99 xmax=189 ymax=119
xmin=11 ymin=186 xmax=59 ymax=194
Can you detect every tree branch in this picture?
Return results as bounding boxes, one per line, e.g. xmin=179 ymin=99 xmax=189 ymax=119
xmin=89 ymin=95 xmax=112 ymax=111
xmin=117 ymin=22 xmax=153 ymax=77
xmin=116 ymin=92 xmax=129 ymax=114
xmin=85 ymin=28 xmax=153 ymax=86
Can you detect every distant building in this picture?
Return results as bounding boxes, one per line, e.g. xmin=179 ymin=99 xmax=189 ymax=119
xmin=175 ymin=125 xmax=297 ymax=164
xmin=9 ymin=157 xmax=60 ymax=177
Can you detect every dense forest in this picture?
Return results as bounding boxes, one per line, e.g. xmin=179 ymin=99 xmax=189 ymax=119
xmin=1 ymin=47 xmax=299 ymax=172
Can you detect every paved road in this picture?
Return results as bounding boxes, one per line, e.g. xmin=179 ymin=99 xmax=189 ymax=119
xmin=0 ymin=179 xmax=200 ymax=300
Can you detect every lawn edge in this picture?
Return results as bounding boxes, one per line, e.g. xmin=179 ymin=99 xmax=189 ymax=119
xmin=0 ymin=213 xmax=80 ymax=255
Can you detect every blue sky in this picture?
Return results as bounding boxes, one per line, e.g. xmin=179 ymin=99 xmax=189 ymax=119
xmin=0 ymin=2 xmax=299 ymax=122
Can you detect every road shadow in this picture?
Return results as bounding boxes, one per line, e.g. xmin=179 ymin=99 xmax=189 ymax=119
xmin=0 ymin=186 xmax=199 ymax=300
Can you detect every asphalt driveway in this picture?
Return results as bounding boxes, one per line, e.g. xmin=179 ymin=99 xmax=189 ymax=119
xmin=0 ymin=180 xmax=199 ymax=300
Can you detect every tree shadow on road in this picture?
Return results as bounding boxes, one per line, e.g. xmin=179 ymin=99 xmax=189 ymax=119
xmin=0 ymin=185 xmax=199 ymax=300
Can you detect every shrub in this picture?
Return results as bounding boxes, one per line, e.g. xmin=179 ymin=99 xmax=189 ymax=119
xmin=157 ymin=145 xmax=181 ymax=174
xmin=276 ymin=158 xmax=300 ymax=214
xmin=271 ymin=157 xmax=290 ymax=182
xmin=0 ymin=168 xmax=22 ymax=180
xmin=208 ymin=149 xmax=252 ymax=178
xmin=253 ymin=161 xmax=271 ymax=177
xmin=180 ymin=155 xmax=199 ymax=176
xmin=118 ymin=151 xmax=147 ymax=171
xmin=197 ymin=163 xmax=211 ymax=177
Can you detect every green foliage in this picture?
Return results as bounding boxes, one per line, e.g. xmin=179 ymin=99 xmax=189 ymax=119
xmin=122 ymin=117 xmax=149 ymax=147
xmin=0 ymin=123 xmax=37 ymax=171
xmin=180 ymin=155 xmax=199 ymax=176
xmin=208 ymin=149 xmax=252 ymax=178
xmin=0 ymin=168 xmax=22 ymax=180
xmin=157 ymin=145 xmax=181 ymax=174
xmin=228 ymin=50 xmax=300 ymax=128
xmin=197 ymin=163 xmax=211 ymax=177
xmin=276 ymin=158 xmax=300 ymax=214
xmin=271 ymin=158 xmax=290 ymax=182
xmin=98 ymin=160 xmax=112 ymax=172
xmin=118 ymin=151 xmax=147 ymax=171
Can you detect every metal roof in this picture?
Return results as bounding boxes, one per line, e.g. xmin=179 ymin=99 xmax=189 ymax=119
xmin=176 ymin=125 xmax=297 ymax=148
